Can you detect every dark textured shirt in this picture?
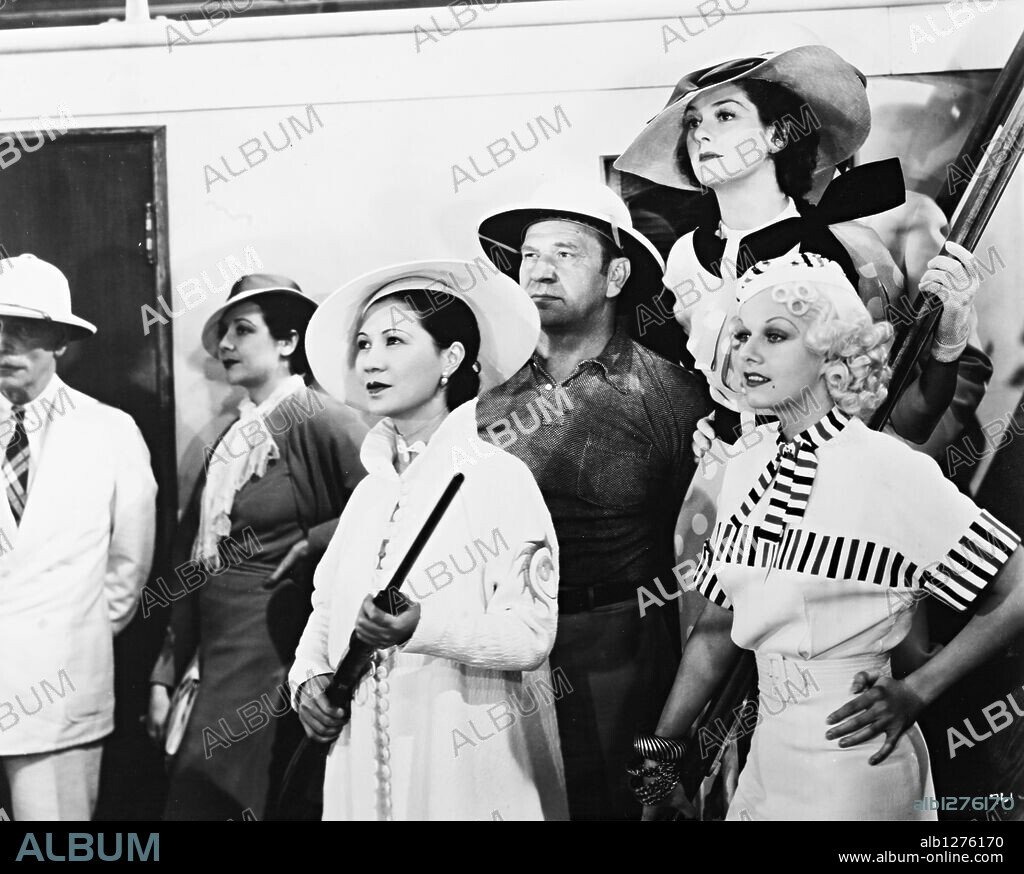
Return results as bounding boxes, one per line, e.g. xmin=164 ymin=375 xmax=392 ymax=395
xmin=477 ymin=326 xmax=711 ymax=591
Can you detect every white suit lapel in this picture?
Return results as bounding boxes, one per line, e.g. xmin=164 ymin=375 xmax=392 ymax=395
xmin=14 ymin=390 xmax=90 ymax=543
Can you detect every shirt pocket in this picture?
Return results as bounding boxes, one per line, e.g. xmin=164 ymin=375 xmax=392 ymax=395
xmin=576 ymin=438 xmax=652 ymax=510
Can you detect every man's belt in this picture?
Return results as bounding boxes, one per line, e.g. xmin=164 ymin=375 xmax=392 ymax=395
xmin=558 ymin=580 xmax=645 ymax=614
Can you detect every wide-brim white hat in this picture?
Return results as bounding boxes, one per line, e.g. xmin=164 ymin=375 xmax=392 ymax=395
xmin=478 ymin=180 xmax=664 ymax=300
xmin=614 ymin=45 xmax=870 ymax=191
xmin=200 ymin=273 xmax=317 ymax=357
xmin=478 ymin=181 xmax=685 ymax=362
xmin=306 ymin=259 xmax=540 ymax=410
xmin=0 ymin=254 xmax=96 ymax=340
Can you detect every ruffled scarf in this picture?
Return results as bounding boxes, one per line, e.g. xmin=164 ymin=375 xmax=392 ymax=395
xmin=193 ymin=374 xmax=306 ymax=569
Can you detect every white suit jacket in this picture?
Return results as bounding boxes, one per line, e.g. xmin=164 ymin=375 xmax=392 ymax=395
xmin=0 ymin=376 xmax=157 ymax=755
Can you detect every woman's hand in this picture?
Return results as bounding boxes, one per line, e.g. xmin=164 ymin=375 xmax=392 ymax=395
xmin=641 ymin=777 xmax=698 ymax=821
xmin=825 ymin=671 xmax=927 ymax=765
xmin=267 ymin=539 xmax=310 ymax=586
xmin=296 ymin=673 xmax=348 ymax=744
xmin=920 ymin=241 xmax=981 ymax=362
xmin=354 ymin=593 xmax=421 ymax=648
xmin=692 ymin=412 xmax=717 ymax=463
xmin=146 ymin=684 xmax=171 ymax=744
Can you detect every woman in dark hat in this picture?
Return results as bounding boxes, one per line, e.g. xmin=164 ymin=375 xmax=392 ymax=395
xmin=615 ymin=45 xmax=982 ymax=444
xmin=146 ymin=274 xmax=367 ymax=821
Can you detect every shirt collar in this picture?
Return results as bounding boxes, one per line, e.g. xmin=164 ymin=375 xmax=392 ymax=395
xmin=0 ymin=373 xmax=66 ymax=417
xmin=360 ymin=398 xmax=479 ymax=479
xmin=719 ymin=197 xmax=799 ymax=239
xmin=530 ymin=325 xmax=634 ymax=395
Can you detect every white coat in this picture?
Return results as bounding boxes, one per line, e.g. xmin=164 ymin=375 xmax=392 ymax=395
xmin=290 ymin=399 xmax=568 ymax=821
xmin=0 ymin=376 xmax=157 ymax=755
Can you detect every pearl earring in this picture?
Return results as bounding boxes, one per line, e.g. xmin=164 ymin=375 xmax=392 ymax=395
xmin=440 ymin=374 xmax=449 ymax=388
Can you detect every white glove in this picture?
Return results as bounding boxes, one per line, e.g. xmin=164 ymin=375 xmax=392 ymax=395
xmin=920 ymin=241 xmax=981 ymax=363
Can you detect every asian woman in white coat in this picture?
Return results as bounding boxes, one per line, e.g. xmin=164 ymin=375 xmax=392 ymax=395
xmin=289 ymin=260 xmax=568 ymax=821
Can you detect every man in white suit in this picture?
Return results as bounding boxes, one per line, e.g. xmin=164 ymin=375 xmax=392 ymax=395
xmin=0 ymin=254 xmax=157 ymax=821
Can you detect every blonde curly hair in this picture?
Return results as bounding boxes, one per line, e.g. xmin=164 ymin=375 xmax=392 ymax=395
xmin=768 ymin=281 xmax=894 ymax=418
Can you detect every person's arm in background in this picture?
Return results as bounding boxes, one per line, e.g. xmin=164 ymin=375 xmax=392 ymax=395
xmin=856 ymin=196 xmax=991 ymax=675
xmin=146 ymin=471 xmax=205 ymax=743
xmin=642 ymin=591 xmax=739 ymax=820
xmin=269 ymin=389 xmax=369 ymax=585
xmin=853 ymin=198 xmax=991 ymax=445
xmin=834 ymin=221 xmax=951 ymax=443
xmin=106 ymin=415 xmax=158 ymax=634
xmin=831 ymin=534 xmax=1023 ymax=763
xmin=290 ymin=501 xmax=358 ymax=743
xmin=899 ymin=194 xmax=992 ymax=458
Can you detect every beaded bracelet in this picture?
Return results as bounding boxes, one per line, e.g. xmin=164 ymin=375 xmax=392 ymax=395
xmin=626 ymin=734 xmax=687 ymax=806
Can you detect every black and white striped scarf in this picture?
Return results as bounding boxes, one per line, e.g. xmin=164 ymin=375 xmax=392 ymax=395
xmin=730 ymin=407 xmax=852 ymax=542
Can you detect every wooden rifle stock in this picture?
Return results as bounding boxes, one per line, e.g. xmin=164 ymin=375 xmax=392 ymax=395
xmin=871 ymin=81 xmax=1024 ymax=432
xmin=273 ymin=473 xmax=465 ymax=820
xmin=678 ymin=651 xmax=756 ymax=802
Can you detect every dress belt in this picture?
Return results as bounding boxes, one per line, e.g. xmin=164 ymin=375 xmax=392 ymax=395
xmin=755 ymin=651 xmax=891 ymax=695
xmin=558 ymin=580 xmax=641 ymax=614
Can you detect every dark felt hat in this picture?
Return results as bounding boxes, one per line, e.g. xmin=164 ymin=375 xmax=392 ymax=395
xmin=200 ymin=273 xmax=317 ymax=356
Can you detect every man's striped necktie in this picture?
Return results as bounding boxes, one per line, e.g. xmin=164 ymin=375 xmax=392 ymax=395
xmin=3 ymin=405 xmax=30 ymax=524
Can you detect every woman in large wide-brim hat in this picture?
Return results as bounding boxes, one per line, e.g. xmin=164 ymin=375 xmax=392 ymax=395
xmin=147 ymin=273 xmax=368 ymax=821
xmin=614 ymin=44 xmax=981 ymax=444
xmin=289 ymin=260 xmax=569 ymax=821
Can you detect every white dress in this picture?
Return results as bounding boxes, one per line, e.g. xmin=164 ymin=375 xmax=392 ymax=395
xmin=692 ymin=408 xmax=1019 ymax=821
xmin=289 ymin=399 xmax=568 ymax=821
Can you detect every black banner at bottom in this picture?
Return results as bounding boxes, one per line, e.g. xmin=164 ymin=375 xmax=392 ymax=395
xmin=0 ymin=820 xmax=1019 ymax=864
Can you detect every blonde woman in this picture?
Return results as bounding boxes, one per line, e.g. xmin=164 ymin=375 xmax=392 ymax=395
xmin=636 ymin=254 xmax=1024 ymax=820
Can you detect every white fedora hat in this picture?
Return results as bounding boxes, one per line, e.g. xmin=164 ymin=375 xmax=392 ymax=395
xmin=478 ymin=180 xmax=664 ymax=297
xmin=0 ymin=254 xmax=96 ymax=340
xmin=478 ymin=180 xmax=685 ymax=361
xmin=306 ymin=259 xmax=540 ymax=411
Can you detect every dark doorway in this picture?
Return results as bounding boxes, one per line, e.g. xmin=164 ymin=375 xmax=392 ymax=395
xmin=0 ymin=126 xmax=175 ymax=820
